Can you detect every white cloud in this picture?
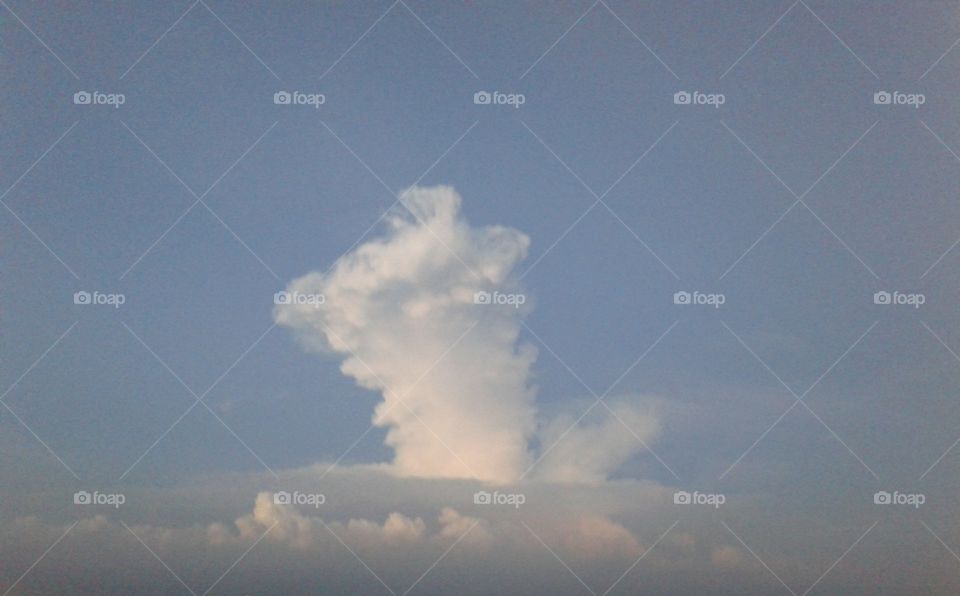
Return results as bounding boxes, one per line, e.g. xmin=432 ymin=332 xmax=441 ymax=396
xmin=274 ymin=185 xmax=661 ymax=485
xmin=536 ymin=401 xmax=661 ymax=483
xmin=274 ymin=185 xmax=537 ymax=483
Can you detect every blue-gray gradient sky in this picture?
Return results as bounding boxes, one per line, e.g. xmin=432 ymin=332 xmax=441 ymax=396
xmin=4 ymin=1 xmax=960 ymax=594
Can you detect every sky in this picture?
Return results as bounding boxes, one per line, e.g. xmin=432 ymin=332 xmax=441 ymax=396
xmin=3 ymin=1 xmax=960 ymax=594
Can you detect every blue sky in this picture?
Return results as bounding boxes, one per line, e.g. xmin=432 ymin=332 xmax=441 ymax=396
xmin=4 ymin=1 xmax=960 ymax=594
